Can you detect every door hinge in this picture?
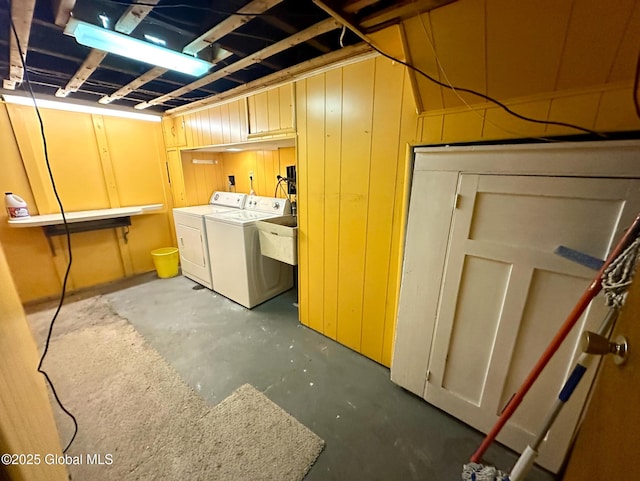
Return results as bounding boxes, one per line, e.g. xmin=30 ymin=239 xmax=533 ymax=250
xmin=455 ymin=193 xmax=461 ymax=209
xmin=426 ymin=370 xmax=431 ymax=382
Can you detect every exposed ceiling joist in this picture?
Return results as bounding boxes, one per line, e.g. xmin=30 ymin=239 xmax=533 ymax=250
xmin=182 ymin=0 xmax=283 ymax=56
xmin=136 ymin=18 xmax=341 ymax=109
xmin=56 ymin=0 xmax=160 ymax=97
xmin=167 ymin=42 xmax=374 ymax=115
xmin=261 ymin=15 xmax=331 ymax=54
xmin=115 ymin=3 xmax=157 ymax=33
xmin=98 ymin=66 xmax=168 ymax=104
xmin=50 ymin=0 xmax=75 ymax=27
xmin=55 ymin=49 xmax=106 ymax=97
xmin=3 ymin=0 xmax=36 ymax=90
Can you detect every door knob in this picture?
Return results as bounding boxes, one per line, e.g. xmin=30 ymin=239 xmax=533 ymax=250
xmin=581 ymin=331 xmax=629 ymax=365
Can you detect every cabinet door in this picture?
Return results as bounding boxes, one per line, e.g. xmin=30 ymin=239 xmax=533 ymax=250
xmin=166 ymin=149 xmax=186 ymax=208
xmin=247 ymin=84 xmax=294 ymax=136
xmin=161 ymin=116 xmax=186 ymax=147
xmin=425 ymin=174 xmax=640 ymax=472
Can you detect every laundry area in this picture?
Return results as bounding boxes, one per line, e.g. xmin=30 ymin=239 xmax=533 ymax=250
xmin=1 ymin=1 xmax=640 ymax=481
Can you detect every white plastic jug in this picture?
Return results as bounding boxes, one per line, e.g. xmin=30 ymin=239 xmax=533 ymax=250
xmin=4 ymin=192 xmax=30 ymax=219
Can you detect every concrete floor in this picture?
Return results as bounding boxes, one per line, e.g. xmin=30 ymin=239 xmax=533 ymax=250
xmin=42 ymin=273 xmax=557 ymax=481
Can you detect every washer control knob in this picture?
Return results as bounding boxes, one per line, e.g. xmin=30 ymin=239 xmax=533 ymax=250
xmin=214 ymin=193 xmax=220 ymax=200
xmin=272 ymin=201 xmax=280 ymax=209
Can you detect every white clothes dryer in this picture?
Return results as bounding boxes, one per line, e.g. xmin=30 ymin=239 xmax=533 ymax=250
xmin=172 ymin=192 xmax=246 ymax=289
xmin=205 ymin=195 xmax=292 ymax=308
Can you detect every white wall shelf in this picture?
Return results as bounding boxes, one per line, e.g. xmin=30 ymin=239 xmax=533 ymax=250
xmin=7 ymin=204 xmax=163 ymax=255
xmin=7 ymin=204 xmax=163 ymax=227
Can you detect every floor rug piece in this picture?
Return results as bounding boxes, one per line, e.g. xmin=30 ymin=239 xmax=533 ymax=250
xmin=28 ymin=296 xmax=325 ymax=481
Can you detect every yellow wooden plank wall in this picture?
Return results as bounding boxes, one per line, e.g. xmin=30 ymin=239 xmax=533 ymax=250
xmin=400 ymin=0 xmax=640 ymax=140
xmin=1 ymin=103 xmax=173 ymax=302
xmin=0 ymin=104 xmax=61 ymax=301
xmin=296 ymin=56 xmax=418 ymax=365
xmin=220 ymin=148 xmax=293 ymax=198
xmin=0 ymin=243 xmax=68 ymax=481
xmin=180 ymin=151 xmax=226 ymax=205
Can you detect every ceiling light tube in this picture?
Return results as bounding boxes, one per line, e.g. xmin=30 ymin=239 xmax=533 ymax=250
xmin=64 ymin=18 xmax=213 ymax=77
xmin=2 ymin=94 xmax=161 ymax=122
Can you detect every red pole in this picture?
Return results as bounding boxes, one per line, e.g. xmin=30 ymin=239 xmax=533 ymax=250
xmin=470 ymin=213 xmax=640 ymax=464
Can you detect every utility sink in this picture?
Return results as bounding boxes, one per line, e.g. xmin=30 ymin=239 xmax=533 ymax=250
xmin=256 ymin=215 xmax=298 ymax=265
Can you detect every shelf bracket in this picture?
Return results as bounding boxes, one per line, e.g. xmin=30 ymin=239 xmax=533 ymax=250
xmin=42 ymin=216 xmax=132 ymax=255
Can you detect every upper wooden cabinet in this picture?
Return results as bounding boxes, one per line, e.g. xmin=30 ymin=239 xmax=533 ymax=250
xmin=179 ymin=99 xmax=249 ymax=148
xmin=161 ymin=116 xmax=186 ymax=147
xmin=247 ymin=84 xmax=295 ymax=137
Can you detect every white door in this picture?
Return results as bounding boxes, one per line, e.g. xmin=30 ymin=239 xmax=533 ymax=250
xmin=425 ymin=174 xmax=640 ymax=472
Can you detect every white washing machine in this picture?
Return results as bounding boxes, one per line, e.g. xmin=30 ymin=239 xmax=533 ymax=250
xmin=172 ymin=192 xmax=246 ymax=289
xmin=205 ymin=195 xmax=293 ymax=308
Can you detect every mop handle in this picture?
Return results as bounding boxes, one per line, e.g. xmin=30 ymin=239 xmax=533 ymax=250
xmin=470 ymin=213 xmax=640 ymax=464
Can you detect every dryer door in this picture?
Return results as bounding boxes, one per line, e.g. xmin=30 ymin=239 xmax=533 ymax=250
xmin=175 ymin=222 xmax=211 ymax=289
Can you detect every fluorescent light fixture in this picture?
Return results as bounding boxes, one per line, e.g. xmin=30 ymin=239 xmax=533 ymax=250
xmin=64 ymin=18 xmax=213 ymax=77
xmin=226 ymin=148 xmax=243 ymax=152
xmin=192 ymin=159 xmax=217 ymax=164
xmin=2 ymin=94 xmax=161 ymax=122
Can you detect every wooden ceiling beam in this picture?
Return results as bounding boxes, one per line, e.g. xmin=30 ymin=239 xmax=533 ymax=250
xmin=182 ymin=0 xmax=284 ymax=56
xmin=260 ymin=16 xmax=331 ymax=53
xmin=98 ymin=66 xmax=168 ymax=104
xmin=55 ymin=49 xmax=107 ymax=97
xmin=115 ymin=2 xmax=158 ymax=33
xmin=3 ymin=0 xmax=36 ymax=90
xmin=136 ymin=18 xmax=341 ymax=109
xmin=50 ymin=0 xmax=76 ymax=27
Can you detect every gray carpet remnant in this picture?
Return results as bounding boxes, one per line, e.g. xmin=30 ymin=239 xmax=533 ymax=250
xmin=28 ymin=296 xmax=325 ymax=481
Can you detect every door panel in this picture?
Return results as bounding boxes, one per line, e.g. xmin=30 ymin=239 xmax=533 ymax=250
xmin=425 ymin=174 xmax=638 ymax=472
xmin=563 ymin=266 xmax=640 ymax=480
xmin=442 ymin=256 xmax=511 ymax=406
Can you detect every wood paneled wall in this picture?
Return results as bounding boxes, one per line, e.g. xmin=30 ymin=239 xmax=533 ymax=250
xmin=0 ymin=243 xmax=67 ymax=481
xmin=1 ymin=104 xmax=173 ymax=302
xmin=296 ymin=56 xmax=417 ymax=366
xmin=401 ymin=0 xmax=640 ymax=141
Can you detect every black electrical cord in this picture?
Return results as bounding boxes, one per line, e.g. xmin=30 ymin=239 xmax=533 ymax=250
xmin=634 ymin=49 xmax=640 ymax=121
xmin=366 ymin=42 xmax=603 ymax=137
xmin=322 ymin=5 xmax=606 ymax=138
xmin=274 ymin=178 xmax=284 ymax=198
xmin=5 ymin=0 xmax=78 ymax=453
xmin=274 ymin=176 xmax=291 ymax=200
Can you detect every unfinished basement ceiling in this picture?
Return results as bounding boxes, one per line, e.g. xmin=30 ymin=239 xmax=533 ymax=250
xmin=0 ymin=0 xmax=454 ymax=114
